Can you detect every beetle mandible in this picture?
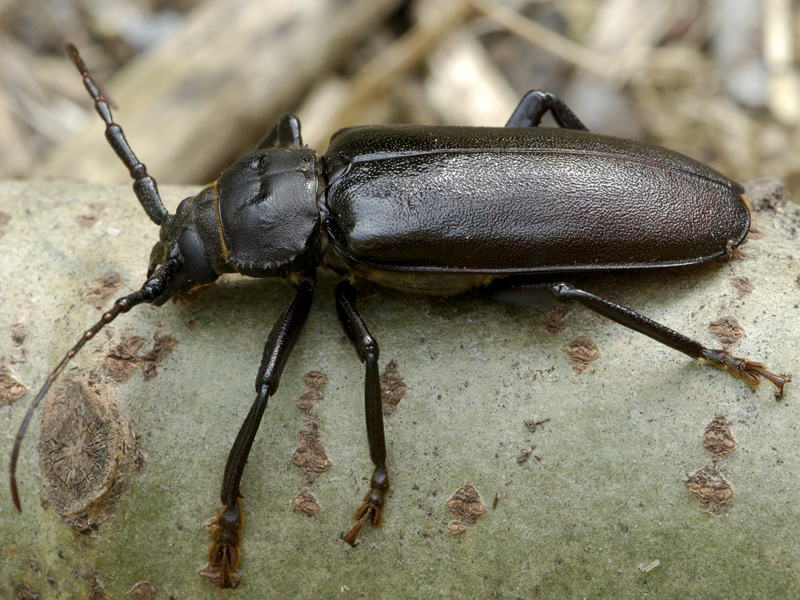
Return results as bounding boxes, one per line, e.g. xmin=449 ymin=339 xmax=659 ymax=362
xmin=10 ymin=44 xmax=788 ymax=588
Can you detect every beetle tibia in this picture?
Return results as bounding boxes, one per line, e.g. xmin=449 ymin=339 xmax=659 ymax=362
xmin=702 ymin=348 xmax=790 ymax=399
xmin=341 ymin=466 xmax=389 ymax=547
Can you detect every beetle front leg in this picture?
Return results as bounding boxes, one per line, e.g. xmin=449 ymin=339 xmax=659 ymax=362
xmin=491 ymin=280 xmax=789 ymax=398
xmin=334 ymin=280 xmax=389 ymax=547
xmin=205 ymin=279 xmax=315 ymax=588
xmin=506 ymin=90 xmax=589 ymax=130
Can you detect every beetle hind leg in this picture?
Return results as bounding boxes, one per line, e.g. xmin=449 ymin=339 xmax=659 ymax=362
xmin=335 ymin=280 xmax=390 ymax=547
xmin=490 ymin=280 xmax=789 ymax=398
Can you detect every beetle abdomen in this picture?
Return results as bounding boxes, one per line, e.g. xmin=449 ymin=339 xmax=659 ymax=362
xmin=322 ymin=125 xmax=749 ymax=274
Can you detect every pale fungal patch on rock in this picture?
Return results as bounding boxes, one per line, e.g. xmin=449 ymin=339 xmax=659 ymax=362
xmin=84 ymin=571 xmax=111 ymax=599
xmin=292 ymin=417 xmax=331 ymax=485
xmin=0 ymin=211 xmax=10 ymax=235
xmin=296 ymin=370 xmax=328 ymax=413
xmin=729 ymin=276 xmax=754 ymax=299
xmin=84 ymin=271 xmax=124 ymax=310
xmin=128 ymin=580 xmax=159 ymax=599
xmin=686 ymin=413 xmax=738 ymax=514
xmin=703 ymin=413 xmax=736 ymax=461
xmin=0 ymin=361 xmax=28 ymax=407
xmin=292 ymin=488 xmax=321 ymax=517
xmin=37 ymin=373 xmax=144 ymax=533
xmin=709 ymin=315 xmax=745 ymax=347
xmin=104 ymin=330 xmax=178 ymax=381
xmin=446 ymin=482 xmax=486 ymax=534
xmin=743 ymin=177 xmax=789 ymax=213
xmin=447 ymin=521 xmax=467 ymax=535
xmin=292 ymin=371 xmax=331 ymax=502
xmin=74 ymin=202 xmax=106 ymax=228
xmin=563 ymin=334 xmax=600 ymax=374
xmin=11 ymin=302 xmax=31 ymax=346
xmin=685 ymin=467 xmax=734 ymax=515
xmin=542 ymin=306 xmax=572 ymax=335
xmin=380 ymin=359 xmax=406 ymax=416
xmin=516 ymin=445 xmax=534 ymax=463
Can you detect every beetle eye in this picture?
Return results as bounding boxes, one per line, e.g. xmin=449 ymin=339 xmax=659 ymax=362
xmin=175 ymin=228 xmax=217 ymax=288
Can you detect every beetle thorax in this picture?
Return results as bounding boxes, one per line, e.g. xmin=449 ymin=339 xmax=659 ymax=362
xmin=215 ymin=148 xmax=323 ymax=278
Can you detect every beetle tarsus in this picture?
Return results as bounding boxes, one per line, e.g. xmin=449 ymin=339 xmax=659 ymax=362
xmin=341 ymin=466 xmax=389 ymax=547
xmin=340 ymin=509 xmax=372 ymax=548
xmin=702 ymin=348 xmax=789 ymax=399
xmin=205 ymin=501 xmax=243 ymax=589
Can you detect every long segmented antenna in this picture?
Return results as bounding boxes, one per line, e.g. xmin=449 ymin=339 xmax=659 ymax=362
xmin=66 ymin=43 xmax=168 ymax=226
xmin=10 ymin=259 xmax=179 ymax=511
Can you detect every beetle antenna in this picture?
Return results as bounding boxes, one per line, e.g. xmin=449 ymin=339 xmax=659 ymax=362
xmin=66 ymin=43 xmax=169 ymax=226
xmin=9 ymin=259 xmax=179 ymax=511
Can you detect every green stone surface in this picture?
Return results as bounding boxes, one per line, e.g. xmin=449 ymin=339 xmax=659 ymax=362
xmin=1 ymin=178 xmax=798 ymax=599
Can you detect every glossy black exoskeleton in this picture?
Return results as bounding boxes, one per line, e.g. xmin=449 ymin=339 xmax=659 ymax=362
xmin=10 ymin=44 xmax=788 ymax=588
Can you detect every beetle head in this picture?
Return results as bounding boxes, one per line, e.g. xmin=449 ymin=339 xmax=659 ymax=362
xmin=146 ymin=186 xmax=227 ymax=305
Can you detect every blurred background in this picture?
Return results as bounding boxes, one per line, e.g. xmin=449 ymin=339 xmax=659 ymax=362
xmin=1 ymin=0 xmax=799 ymax=197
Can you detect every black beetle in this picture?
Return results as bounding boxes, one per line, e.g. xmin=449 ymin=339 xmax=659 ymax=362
xmin=10 ymin=44 xmax=788 ymax=588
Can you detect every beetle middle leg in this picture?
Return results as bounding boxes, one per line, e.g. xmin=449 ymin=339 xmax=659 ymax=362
xmin=490 ymin=280 xmax=789 ymax=397
xmin=506 ymin=90 xmax=589 ymax=130
xmin=334 ymin=280 xmax=390 ymax=547
xmin=207 ymin=278 xmax=315 ymax=588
